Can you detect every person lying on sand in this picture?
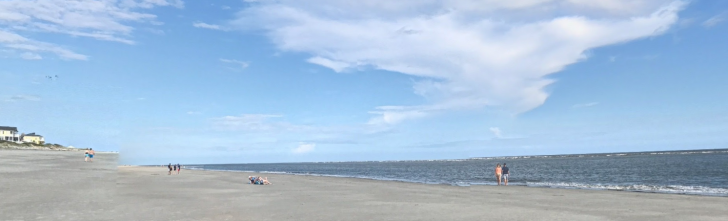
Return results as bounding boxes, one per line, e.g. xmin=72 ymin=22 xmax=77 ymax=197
xmin=248 ymin=176 xmax=256 ymax=184
xmin=261 ymin=177 xmax=271 ymax=185
xmin=248 ymin=176 xmax=271 ymax=185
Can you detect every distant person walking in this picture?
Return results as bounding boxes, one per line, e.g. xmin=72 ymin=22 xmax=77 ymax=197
xmin=176 ymin=164 xmax=181 ymax=175
xmin=502 ymin=163 xmax=509 ymax=186
xmin=173 ymin=164 xmax=177 ymax=174
xmin=85 ymin=148 xmax=95 ymax=162
xmin=495 ymin=164 xmax=502 ymax=185
xmin=168 ymin=163 xmax=172 ymax=175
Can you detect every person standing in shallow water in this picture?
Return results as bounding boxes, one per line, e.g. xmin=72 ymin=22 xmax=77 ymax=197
xmin=502 ymin=163 xmax=510 ymax=186
xmin=495 ymin=164 xmax=502 ymax=185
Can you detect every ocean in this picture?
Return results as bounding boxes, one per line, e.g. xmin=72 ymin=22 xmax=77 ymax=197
xmin=186 ymin=149 xmax=728 ymax=197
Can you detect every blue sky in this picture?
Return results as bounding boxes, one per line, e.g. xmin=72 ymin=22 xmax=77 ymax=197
xmin=1 ymin=0 xmax=726 ymax=165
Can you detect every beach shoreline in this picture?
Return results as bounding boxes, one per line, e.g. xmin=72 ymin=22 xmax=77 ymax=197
xmin=117 ymin=166 xmax=728 ymax=221
xmin=162 ymin=166 xmax=728 ymax=197
xmin=3 ymin=150 xmax=728 ymax=220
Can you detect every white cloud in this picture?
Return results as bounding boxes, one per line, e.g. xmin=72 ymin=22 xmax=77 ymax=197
xmin=193 ymin=22 xmax=227 ymax=31
xmin=220 ymin=58 xmax=250 ymax=70
xmin=222 ymin=6 xmax=231 ymax=10
xmin=4 ymin=41 xmax=88 ymax=60
xmin=212 ymin=114 xmax=286 ymax=131
xmin=490 ymin=127 xmax=503 ymax=138
xmin=5 ymin=94 xmax=41 ymax=102
xmin=292 ymin=143 xmax=315 ymax=154
xmin=0 ymin=0 xmax=181 ymax=60
xmin=0 ymin=30 xmax=26 ymax=42
xmin=367 ymin=105 xmax=431 ymax=125
xmin=307 ymin=56 xmax=350 ymax=72
xmin=572 ymin=102 xmax=599 ymax=108
xmin=702 ymin=13 xmax=726 ymax=28
xmin=120 ymin=0 xmax=184 ymax=9
xmin=209 ymin=113 xmax=374 ymax=144
xmin=231 ymin=0 xmax=685 ymax=125
xmin=20 ymin=52 xmax=41 ymax=60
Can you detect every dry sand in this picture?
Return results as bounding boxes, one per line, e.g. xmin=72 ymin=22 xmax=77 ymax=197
xmin=0 ymin=150 xmax=117 ymax=221
xmin=2 ymin=150 xmax=728 ymax=221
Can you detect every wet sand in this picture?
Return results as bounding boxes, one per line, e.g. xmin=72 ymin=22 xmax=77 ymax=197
xmin=2 ymin=150 xmax=727 ymax=221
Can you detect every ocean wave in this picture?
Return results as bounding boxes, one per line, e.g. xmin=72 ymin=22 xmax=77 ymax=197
xmin=524 ymin=182 xmax=728 ymax=196
xmin=258 ymin=171 xmax=289 ymax=174
xmin=470 ymin=149 xmax=728 ymax=160
xmin=187 ymin=168 xmax=252 ymax=173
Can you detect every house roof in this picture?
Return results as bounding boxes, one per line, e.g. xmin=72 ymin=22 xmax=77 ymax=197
xmin=24 ymin=133 xmax=42 ymax=137
xmin=0 ymin=126 xmax=18 ymax=132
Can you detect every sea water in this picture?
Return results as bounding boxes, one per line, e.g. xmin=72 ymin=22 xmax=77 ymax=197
xmin=186 ymin=149 xmax=728 ymax=196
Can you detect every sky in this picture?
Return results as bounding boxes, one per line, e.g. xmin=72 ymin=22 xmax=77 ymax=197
xmin=1 ymin=0 xmax=727 ymax=165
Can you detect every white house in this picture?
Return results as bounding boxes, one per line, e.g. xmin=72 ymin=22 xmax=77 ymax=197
xmin=0 ymin=126 xmax=20 ymax=142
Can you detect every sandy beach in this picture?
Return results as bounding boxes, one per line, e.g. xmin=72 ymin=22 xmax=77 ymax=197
xmin=2 ymin=150 xmax=728 ymax=221
xmin=116 ymin=167 xmax=728 ymax=221
xmin=0 ymin=150 xmax=117 ymax=221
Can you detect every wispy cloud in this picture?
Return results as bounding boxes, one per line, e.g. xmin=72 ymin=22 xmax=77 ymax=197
xmin=5 ymin=94 xmax=41 ymax=102
xmin=292 ymin=143 xmax=315 ymax=154
xmin=209 ymin=113 xmax=387 ymax=145
xmin=146 ymin=28 xmax=165 ymax=35
xmin=211 ymin=114 xmax=286 ymax=131
xmin=20 ymin=52 xmax=42 ymax=60
xmin=367 ymin=105 xmax=431 ymax=126
xmin=572 ymin=102 xmax=600 ymax=108
xmin=193 ymin=22 xmax=227 ymax=31
xmin=232 ymin=0 xmax=685 ymax=125
xmin=307 ymin=56 xmax=350 ymax=72
xmin=220 ymin=58 xmax=250 ymax=71
xmin=120 ymin=0 xmax=184 ymax=9
xmin=702 ymin=13 xmax=726 ymax=28
xmin=0 ymin=0 xmax=181 ymax=59
xmin=490 ymin=127 xmax=503 ymax=139
xmin=0 ymin=31 xmax=87 ymax=60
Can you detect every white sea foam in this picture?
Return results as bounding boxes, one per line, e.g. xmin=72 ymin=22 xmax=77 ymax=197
xmin=525 ymin=182 xmax=728 ymax=196
xmin=258 ymin=171 xmax=288 ymax=174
